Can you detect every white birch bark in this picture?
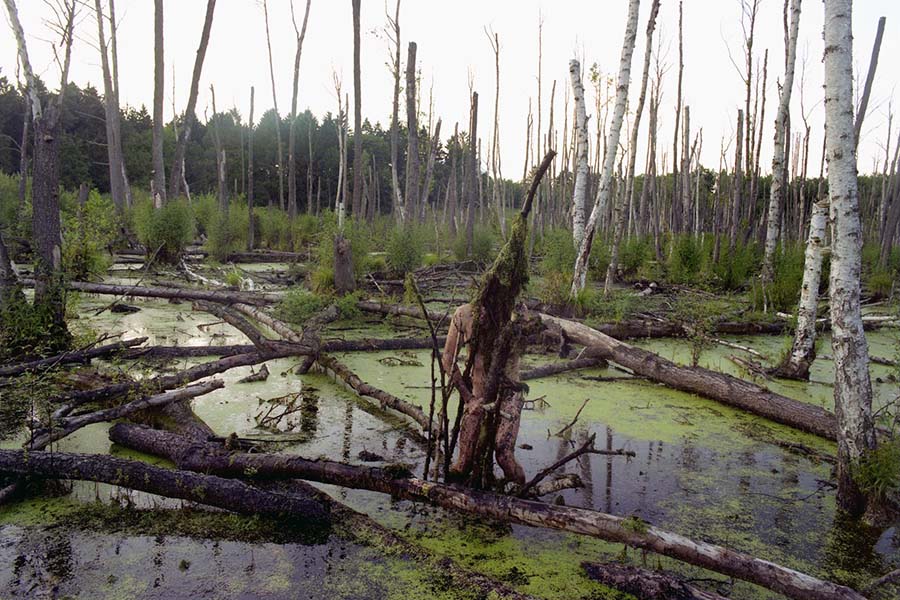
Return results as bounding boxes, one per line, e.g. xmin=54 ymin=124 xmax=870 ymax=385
xmin=571 ymin=0 xmax=641 ymax=295
xmin=604 ymin=0 xmax=660 ymax=294
xmin=780 ymin=194 xmax=827 ymax=379
xmin=569 ymin=59 xmax=589 ymax=250
xmin=762 ymin=0 xmax=802 ymax=284
xmin=823 ymin=0 xmax=877 ymax=517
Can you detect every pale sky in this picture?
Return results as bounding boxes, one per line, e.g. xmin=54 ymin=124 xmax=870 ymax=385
xmin=2 ymin=0 xmax=898 ymax=177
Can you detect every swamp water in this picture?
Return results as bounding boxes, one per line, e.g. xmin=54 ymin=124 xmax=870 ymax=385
xmin=1 ymin=277 xmax=898 ymax=598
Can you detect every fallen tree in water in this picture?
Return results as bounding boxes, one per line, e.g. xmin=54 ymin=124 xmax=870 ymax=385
xmin=108 ymin=423 xmax=865 ymax=600
xmin=20 ymin=278 xmax=282 ymax=305
xmin=538 ymin=313 xmax=840 ymax=440
xmin=0 ymin=337 xmax=148 ymax=377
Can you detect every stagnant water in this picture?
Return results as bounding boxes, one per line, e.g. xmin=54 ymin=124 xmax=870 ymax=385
xmin=1 ymin=268 xmax=898 ymax=598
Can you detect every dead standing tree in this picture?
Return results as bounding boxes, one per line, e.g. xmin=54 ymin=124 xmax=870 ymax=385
xmin=288 ymin=0 xmax=312 ymax=219
xmin=404 ymin=42 xmax=419 ymax=224
xmin=351 ymin=0 xmax=363 ymax=219
xmin=167 ymin=0 xmax=217 ymax=200
xmin=151 ymin=0 xmax=166 ymax=207
xmin=571 ymin=0 xmax=641 ymax=294
xmin=444 ymin=151 xmax=556 ymax=489
xmin=4 ymin=0 xmax=76 ymax=348
xmin=569 ymin=59 xmax=589 ymax=250
xmin=385 ymin=0 xmax=404 ymax=221
xmin=263 ymin=0 xmax=285 ymax=210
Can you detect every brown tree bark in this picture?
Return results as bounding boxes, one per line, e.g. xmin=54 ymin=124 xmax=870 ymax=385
xmin=404 ymin=42 xmax=419 ymax=223
xmin=465 ymin=92 xmax=479 ymax=256
xmin=351 ymin=0 xmax=363 ymax=219
xmin=288 ymin=0 xmax=312 ymax=219
xmin=151 ymin=0 xmax=166 ymax=206
xmin=247 ymin=86 xmax=255 ymax=250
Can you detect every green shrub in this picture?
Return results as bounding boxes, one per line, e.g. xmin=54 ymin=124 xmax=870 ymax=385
xmin=206 ymin=205 xmax=248 ymax=262
xmin=866 ymin=268 xmax=895 ymax=299
xmin=314 ymin=214 xmax=370 ymax=282
xmin=667 ymin=235 xmax=704 ymax=285
xmin=386 ymin=226 xmax=424 ymax=275
xmin=256 ymin=207 xmax=293 ymax=251
xmin=710 ymin=242 xmax=759 ymax=291
xmin=423 ymin=253 xmax=441 ymax=267
xmin=364 ymin=254 xmax=387 ymax=274
xmin=588 ymin=238 xmax=611 ymax=281
xmin=191 ymin=195 xmax=218 ymax=237
xmin=536 ymin=271 xmax=572 ymax=307
xmin=453 ymin=227 xmax=497 ymax=262
xmin=276 ymin=289 xmax=328 ymax=324
xmin=133 ymin=198 xmax=195 ymax=263
xmin=291 ymin=213 xmax=320 ymax=249
xmin=225 ymin=269 xmax=243 ymax=289
xmin=749 ymin=244 xmax=804 ymax=312
xmin=62 ymin=191 xmax=118 ymax=280
xmin=311 ymin=267 xmax=335 ymax=294
xmin=855 ymin=442 xmax=900 ymax=501
xmin=619 ymin=236 xmax=652 ymax=279
xmin=539 ymin=229 xmax=576 ymax=276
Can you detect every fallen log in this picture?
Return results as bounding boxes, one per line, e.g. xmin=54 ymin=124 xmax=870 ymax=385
xmin=538 ymin=314 xmax=840 ymax=440
xmin=108 ymin=424 xmax=865 ymax=600
xmin=316 ymin=354 xmax=433 ymax=433
xmin=238 ymin=364 xmax=269 ymax=383
xmin=225 ymin=250 xmax=306 ymax=263
xmin=521 ymin=357 xmax=607 ymax=381
xmin=20 ymin=279 xmax=281 ymax=306
xmin=0 ymin=337 xmax=148 ymax=377
xmin=582 ymin=562 xmax=729 ymax=600
xmin=29 ymin=380 xmax=223 ymax=450
xmin=358 ymin=300 xmax=444 ymax=322
xmin=0 ymin=448 xmax=328 ymax=522
xmin=230 ymin=302 xmax=303 ymax=343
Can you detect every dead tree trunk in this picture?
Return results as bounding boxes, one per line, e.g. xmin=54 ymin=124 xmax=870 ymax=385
xmin=582 ymin=563 xmax=729 ymax=600
xmin=538 ymin=313 xmax=841 ymax=440
xmin=262 ymin=0 xmax=285 ymax=210
xmin=571 ymin=0 xmax=641 ymax=294
xmin=569 ymin=59 xmax=589 ymax=249
xmin=351 ymin=0 xmax=363 ymax=219
xmin=0 ymin=336 xmax=146 ymax=377
xmin=404 ymin=42 xmax=419 ymax=224
xmin=209 ymin=85 xmax=228 ymax=211
xmin=386 ymin=0 xmax=404 ymax=221
xmin=151 ymin=0 xmax=166 ymax=206
xmin=729 ymin=110 xmax=745 ymax=250
xmin=167 ymin=0 xmax=216 ymax=199
xmin=287 ymin=0 xmax=312 ymax=220
xmin=108 ymin=424 xmax=866 ymax=600
xmin=247 ymin=86 xmax=255 ymax=250
xmin=465 ymin=92 xmax=479 ymax=256
xmin=94 ymin=0 xmax=128 ymax=212
xmin=823 ymin=0 xmax=880 ymax=519
xmin=606 ymin=0 xmax=660 ymax=293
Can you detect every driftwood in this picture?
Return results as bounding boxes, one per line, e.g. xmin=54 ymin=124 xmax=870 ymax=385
xmin=0 ymin=337 xmax=147 ymax=377
xmin=316 ymin=353 xmax=433 ymax=433
xmin=20 ymin=278 xmax=281 ymax=305
xmin=538 ymin=313 xmax=840 ymax=440
xmin=0 ymin=448 xmax=329 ymax=522
xmin=29 ymin=380 xmax=223 ymax=450
xmin=521 ymin=357 xmax=607 ymax=380
xmin=582 ymin=562 xmax=730 ymax=600
xmin=108 ymin=424 xmax=865 ymax=600
xmin=238 ymin=364 xmax=269 ymax=383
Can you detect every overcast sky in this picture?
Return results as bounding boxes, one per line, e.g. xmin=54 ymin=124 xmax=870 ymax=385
xmin=2 ymin=0 xmax=898 ymax=176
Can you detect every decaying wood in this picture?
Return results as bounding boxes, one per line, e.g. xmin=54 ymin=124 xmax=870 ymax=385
xmin=0 ymin=448 xmax=329 ymax=522
xmin=238 ymin=364 xmax=269 ymax=383
xmin=28 ymin=380 xmax=223 ymax=450
xmin=538 ymin=313 xmax=840 ymax=440
xmin=0 ymin=337 xmax=147 ymax=377
xmin=582 ymin=562 xmax=729 ymax=600
xmin=20 ymin=279 xmax=281 ymax=306
xmin=521 ymin=357 xmax=607 ymax=380
xmin=108 ymin=424 xmax=865 ymax=600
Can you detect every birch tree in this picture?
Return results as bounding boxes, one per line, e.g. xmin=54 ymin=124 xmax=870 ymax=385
xmin=761 ymin=0 xmax=802 ymax=288
xmin=287 ymin=0 xmax=312 ymax=219
xmin=571 ymin=0 xmax=641 ymax=295
xmin=152 ymin=0 xmax=166 ymax=206
xmin=569 ymin=59 xmax=589 ymax=249
xmin=606 ymin=0 xmax=661 ymax=294
xmin=168 ymin=0 xmax=217 ymax=199
xmin=823 ymin=0 xmax=878 ymax=519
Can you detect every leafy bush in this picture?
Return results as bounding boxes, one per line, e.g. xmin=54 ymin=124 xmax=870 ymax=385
xmin=619 ymin=236 xmax=652 ymax=279
xmin=206 ymin=204 xmax=249 ymax=262
xmin=710 ymin=241 xmax=759 ymax=291
xmin=866 ymin=268 xmax=895 ymax=299
xmin=386 ymin=226 xmax=424 ymax=275
xmin=453 ymin=227 xmax=497 ymax=262
xmin=291 ymin=213 xmax=320 ymax=249
xmin=750 ymin=244 xmax=804 ymax=312
xmin=855 ymin=442 xmax=900 ymax=501
xmin=314 ymin=214 xmax=370 ymax=283
xmin=191 ymin=194 xmax=219 ymax=238
xmin=225 ymin=269 xmax=243 ymax=289
xmin=62 ymin=190 xmax=118 ymax=279
xmin=256 ymin=207 xmax=293 ymax=251
xmin=133 ymin=198 xmax=195 ymax=263
xmin=588 ymin=238 xmax=611 ymax=281
xmin=276 ymin=288 xmax=362 ymax=324
xmin=536 ymin=271 xmax=572 ymax=307
xmin=667 ymin=235 xmax=704 ymax=285
xmin=539 ymin=229 xmax=576 ymax=276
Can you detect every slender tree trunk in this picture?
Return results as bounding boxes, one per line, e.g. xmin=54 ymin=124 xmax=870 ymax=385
xmin=167 ymin=0 xmax=216 ymax=199
xmin=94 ymin=0 xmax=126 ymax=213
xmin=605 ymin=0 xmax=660 ymax=293
xmin=16 ymin=95 xmax=28 ymax=215
xmin=351 ymin=0 xmax=363 ymax=220
xmin=671 ymin=1 xmax=684 ymax=225
xmin=465 ymin=92 xmax=479 ymax=256
xmin=263 ymin=0 xmax=285 ymax=210
xmin=729 ymin=110 xmax=745 ymax=251
xmin=569 ymin=59 xmax=589 ymax=250
xmin=488 ymin=31 xmax=505 ymax=237
xmin=421 ymin=119 xmax=442 ymax=214
xmin=854 ymin=16 xmax=886 ymax=147
xmin=0 ymin=231 xmax=22 ymax=309
xmin=288 ymin=0 xmax=312 ymax=220
xmin=404 ymin=42 xmax=419 ymax=224
xmin=247 ymin=86 xmax=255 ymax=251
xmin=387 ymin=0 xmax=403 ymax=221
xmin=307 ymin=115 xmax=314 ymax=215
xmin=108 ymin=0 xmax=131 ymax=207
xmin=210 ymin=86 xmax=228 ymax=211
xmin=152 ymin=0 xmax=167 ymax=207
xmin=762 ymin=0 xmax=802 ymax=285
xmin=823 ymin=0 xmax=878 ymax=520
xmin=571 ymin=0 xmax=641 ymax=294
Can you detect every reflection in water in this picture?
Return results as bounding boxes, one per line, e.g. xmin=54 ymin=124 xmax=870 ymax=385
xmin=823 ymin=512 xmax=889 ymax=587
xmin=301 ymin=392 xmax=319 ymax=434
xmin=342 ymin=399 xmax=354 ymax=461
